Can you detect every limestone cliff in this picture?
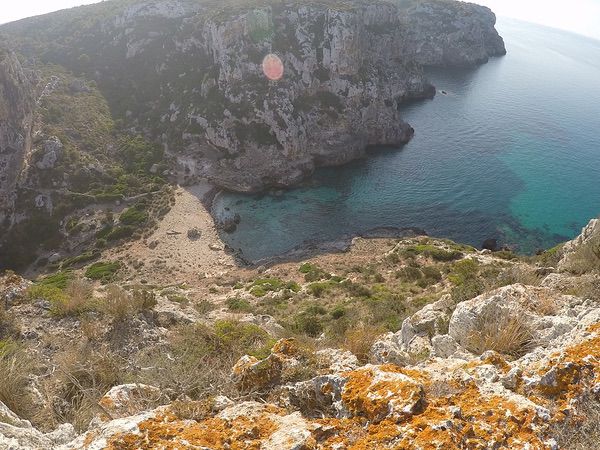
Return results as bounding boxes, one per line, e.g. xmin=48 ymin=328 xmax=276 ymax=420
xmin=1 ymin=0 xmax=505 ymax=192
xmin=0 ymin=50 xmax=33 ymax=227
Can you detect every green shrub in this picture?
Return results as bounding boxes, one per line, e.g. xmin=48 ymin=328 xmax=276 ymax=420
xmin=396 ymin=266 xmax=422 ymax=282
xmin=226 ymin=297 xmax=252 ymax=312
xmin=494 ymin=250 xmax=518 ymax=261
xmin=27 ymin=284 xmax=68 ymax=304
xmin=106 ymin=225 xmax=135 ymax=241
xmin=299 ymin=263 xmax=330 ymax=282
xmin=448 ymin=259 xmax=479 ymax=285
xmin=292 ymin=313 xmax=323 ymax=337
xmin=248 ymin=278 xmax=299 ymax=297
xmin=35 ymin=271 xmax=73 ymax=289
xmin=341 ymin=280 xmax=373 ymax=298
xmin=119 ymin=205 xmax=148 ymax=226
xmin=307 ymin=280 xmax=338 ymax=297
xmin=85 ymin=261 xmax=121 ymax=282
xmin=402 ymin=245 xmax=462 ymax=262
xmin=330 ymin=305 xmax=346 ymax=319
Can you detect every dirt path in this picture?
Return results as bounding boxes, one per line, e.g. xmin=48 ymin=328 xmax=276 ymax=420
xmin=107 ymin=184 xmax=238 ymax=285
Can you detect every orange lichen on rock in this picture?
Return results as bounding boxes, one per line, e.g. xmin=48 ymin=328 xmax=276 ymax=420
xmin=106 ymin=412 xmax=279 ymax=450
xmin=317 ymin=382 xmax=548 ymax=449
xmin=399 ymin=384 xmax=547 ymax=450
xmin=525 ymin=321 xmax=600 ymax=416
xmin=341 ymin=366 xmax=426 ymax=422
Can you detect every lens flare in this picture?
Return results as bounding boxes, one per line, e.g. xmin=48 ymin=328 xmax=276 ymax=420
xmin=262 ymin=54 xmax=284 ymax=81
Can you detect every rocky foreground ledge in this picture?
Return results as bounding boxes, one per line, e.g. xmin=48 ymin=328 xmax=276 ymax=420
xmin=0 ymin=218 xmax=598 ymax=449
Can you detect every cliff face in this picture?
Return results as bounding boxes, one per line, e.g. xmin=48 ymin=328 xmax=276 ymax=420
xmin=1 ymin=0 xmax=505 ymax=192
xmin=0 ymin=50 xmax=33 ymax=226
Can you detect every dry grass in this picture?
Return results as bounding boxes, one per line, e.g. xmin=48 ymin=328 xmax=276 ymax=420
xmin=0 ymin=349 xmax=36 ymax=421
xmin=554 ymin=395 xmax=600 ymax=449
xmin=342 ymin=324 xmax=385 ymax=363
xmin=51 ymin=346 xmax=127 ymax=430
xmin=465 ymin=313 xmax=535 ymax=358
xmin=533 ymin=292 xmax=560 ymax=316
xmin=562 ymin=233 xmax=600 ymax=274
xmin=99 ymin=285 xmax=156 ymax=322
xmin=0 ymin=305 xmax=20 ymax=339
xmin=51 ymin=279 xmax=94 ymax=317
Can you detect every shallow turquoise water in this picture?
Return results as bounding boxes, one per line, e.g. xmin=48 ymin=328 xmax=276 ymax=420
xmin=214 ymin=19 xmax=600 ymax=262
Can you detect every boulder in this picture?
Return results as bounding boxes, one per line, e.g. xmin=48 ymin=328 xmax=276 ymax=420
xmin=449 ymin=284 xmax=578 ymax=355
xmin=558 ymin=218 xmax=600 ymax=273
xmin=278 ymin=374 xmax=348 ymax=418
xmin=35 ymin=137 xmax=63 ymax=170
xmin=95 ymin=384 xmax=167 ymax=423
xmin=370 ymin=332 xmax=410 ymax=366
xmin=231 ymin=338 xmax=305 ymax=393
xmin=0 ymin=401 xmax=75 ymax=450
xmin=315 ymin=348 xmax=359 ymax=373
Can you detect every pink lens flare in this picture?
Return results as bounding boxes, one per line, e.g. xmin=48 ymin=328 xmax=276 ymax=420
xmin=262 ymin=54 xmax=284 ymax=81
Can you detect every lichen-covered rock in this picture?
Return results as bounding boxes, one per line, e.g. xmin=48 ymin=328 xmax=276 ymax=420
xmin=231 ymin=338 xmax=306 ymax=393
xmin=558 ymin=218 xmax=600 ymax=273
xmin=278 ymin=374 xmax=349 ymax=418
xmin=448 ymin=284 xmax=579 ymax=354
xmin=94 ymin=384 xmax=167 ymax=424
xmin=0 ymin=401 xmax=75 ymax=450
xmin=341 ymin=365 xmax=426 ymax=422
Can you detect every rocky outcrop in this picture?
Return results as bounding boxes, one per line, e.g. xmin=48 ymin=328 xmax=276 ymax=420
xmin=1 ymin=0 xmax=505 ymax=193
xmin=558 ymin=217 xmax=600 ymax=273
xmin=397 ymin=0 xmax=507 ymax=67
xmin=56 ymin=311 xmax=600 ymax=448
xmin=0 ymin=401 xmax=75 ymax=450
xmin=0 ymin=49 xmax=33 ymax=227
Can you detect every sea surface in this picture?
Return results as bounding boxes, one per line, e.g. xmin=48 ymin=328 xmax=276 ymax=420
xmin=213 ymin=19 xmax=600 ymax=262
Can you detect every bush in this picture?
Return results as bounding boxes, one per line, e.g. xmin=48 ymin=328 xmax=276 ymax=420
xmin=299 ymin=263 xmax=330 ymax=282
xmin=27 ymin=284 xmax=68 ymax=304
xmin=50 ymin=279 xmax=93 ymax=317
xmin=35 ymin=271 xmax=73 ymax=289
xmin=403 ymin=245 xmax=463 ymax=262
xmin=98 ymin=285 xmax=156 ymax=321
xmin=248 ymin=278 xmax=299 ymax=297
xmin=465 ymin=313 xmax=534 ymax=357
xmin=226 ymin=297 xmax=252 ymax=312
xmin=106 ymin=225 xmax=135 ymax=241
xmin=119 ymin=204 xmax=148 ymax=226
xmin=307 ymin=280 xmax=338 ymax=297
xmin=396 ymin=266 xmax=422 ymax=282
xmin=85 ymin=261 xmax=121 ymax=282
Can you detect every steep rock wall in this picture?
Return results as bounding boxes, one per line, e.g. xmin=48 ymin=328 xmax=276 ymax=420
xmin=1 ymin=0 xmax=505 ymax=192
xmin=0 ymin=50 xmax=33 ymax=226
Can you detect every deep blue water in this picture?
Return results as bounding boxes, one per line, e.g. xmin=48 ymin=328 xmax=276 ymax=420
xmin=213 ymin=19 xmax=600 ymax=261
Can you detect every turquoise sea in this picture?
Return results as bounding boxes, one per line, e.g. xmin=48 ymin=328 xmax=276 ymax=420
xmin=213 ymin=19 xmax=600 ymax=262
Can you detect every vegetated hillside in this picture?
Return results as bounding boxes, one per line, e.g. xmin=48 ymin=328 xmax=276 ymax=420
xmin=0 ymin=58 xmax=173 ymax=272
xmin=0 ymin=218 xmax=598 ymax=448
xmin=0 ymin=0 xmax=505 ymax=192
